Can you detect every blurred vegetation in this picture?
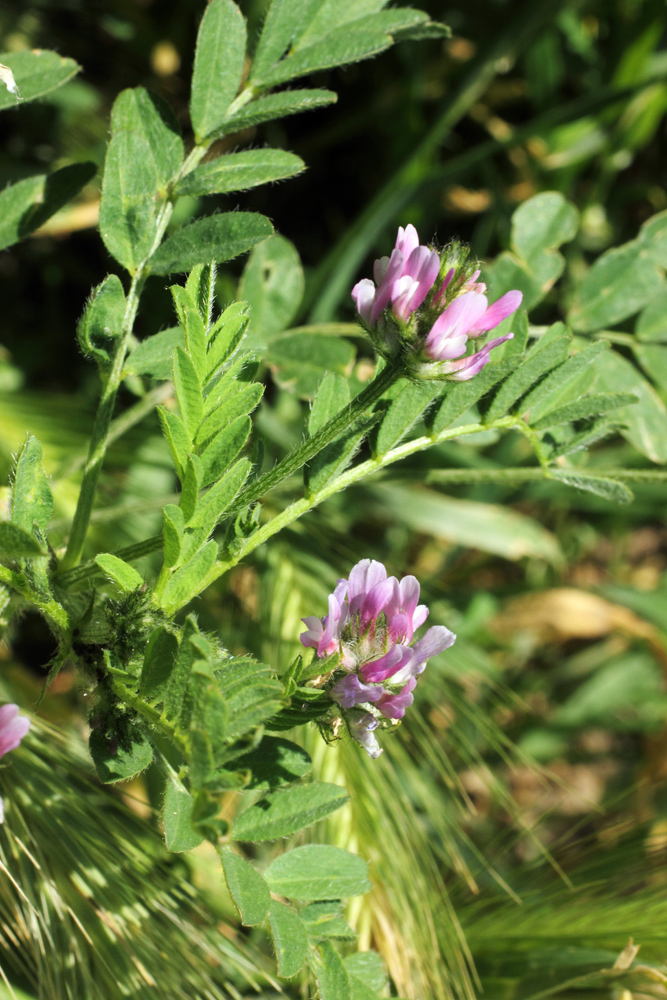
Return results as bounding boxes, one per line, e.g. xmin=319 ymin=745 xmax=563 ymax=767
xmin=2 ymin=0 xmax=667 ymax=998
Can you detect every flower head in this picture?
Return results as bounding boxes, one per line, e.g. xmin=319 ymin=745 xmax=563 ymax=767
xmin=300 ymin=559 xmax=455 ymax=757
xmin=0 ymin=703 xmax=30 ymax=823
xmin=351 ymin=226 xmax=522 ymax=381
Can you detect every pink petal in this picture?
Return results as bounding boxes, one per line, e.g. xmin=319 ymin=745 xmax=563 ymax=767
xmin=413 ymin=604 xmax=429 ymax=630
xmin=388 ymin=612 xmax=411 ymax=643
xmin=424 ymin=291 xmax=488 ymax=361
xmin=468 ymin=289 xmax=523 ymax=336
xmin=446 ymin=333 xmax=514 ymax=381
xmin=395 ymin=224 xmax=420 ymax=259
xmin=330 ymin=674 xmax=383 ymax=709
xmin=351 ymin=278 xmax=376 ymax=324
xmin=410 ymin=625 xmax=456 ymax=673
xmin=377 ymin=677 xmax=417 ymax=720
xmin=371 ymin=249 xmax=405 ymax=325
xmin=0 ymin=704 xmax=30 ymax=758
xmin=361 ymin=644 xmax=414 ymax=684
xmin=348 ymin=559 xmax=388 ymax=614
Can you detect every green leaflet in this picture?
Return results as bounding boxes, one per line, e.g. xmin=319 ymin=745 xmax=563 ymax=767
xmin=175 ymin=149 xmax=305 ymax=197
xmin=264 ymin=845 xmax=371 ymax=900
xmin=301 ymin=902 xmax=356 ymax=941
xmin=532 ymin=392 xmax=638 ymax=430
xmin=173 ymin=347 xmax=203 ymax=441
xmin=344 ymin=953 xmax=387 ymax=995
xmin=162 ymin=774 xmax=204 ymax=852
xmin=229 ymin=736 xmax=312 ymax=790
xmin=12 ymin=435 xmax=53 ymax=535
xmin=0 ymin=523 xmax=44 ymax=559
xmin=190 ymin=0 xmax=247 ymax=142
xmin=189 ymin=679 xmax=229 ymax=788
xmin=149 ymin=213 xmax=273 ymax=275
xmin=77 ymin=274 xmax=126 ymax=368
xmin=189 ymin=458 xmax=251 ymax=531
xmin=160 ymin=540 xmax=218 ymax=612
xmin=266 ymin=331 xmax=355 ymax=399
xmin=310 ymin=941 xmax=353 ymax=1000
xmin=484 ymin=336 xmax=572 ymax=421
xmin=205 ymin=303 xmax=250 ymax=382
xmin=196 ymin=384 xmax=263 ymax=449
xmin=268 ymin=901 xmax=309 ymax=978
xmin=171 ymin=286 xmax=207 ymax=379
xmin=140 ymin=626 xmax=178 ymax=702
xmin=216 ymin=659 xmax=284 ymax=740
xmin=257 ymin=29 xmax=392 ymax=88
xmin=635 ymin=286 xmax=667 ymax=342
xmin=251 ymin=0 xmax=316 ymax=80
xmin=549 ymin=471 xmax=634 ymax=505
xmin=567 ymin=240 xmax=663 ymax=333
xmin=157 ymin=406 xmax=190 ymax=481
xmin=89 ymin=726 xmax=153 ymax=784
xmin=219 ymin=847 xmax=271 ymax=926
xmin=125 ymin=328 xmax=184 ymax=381
xmin=239 ymin=235 xmax=305 ymax=348
xmin=99 ymin=129 xmax=159 ymax=272
xmin=374 ymin=381 xmax=439 ymax=456
xmin=164 ymin=615 xmax=199 ymax=717
xmin=521 ymin=339 xmax=608 ymax=421
xmin=0 ymin=49 xmax=80 ymax=110
xmin=95 ymin=553 xmax=144 ymax=593
xmin=231 ymin=782 xmax=349 ymax=842
xmin=199 ymin=414 xmax=251 ymax=488
xmin=110 ymin=88 xmax=183 ymax=187
xmin=217 ymin=89 xmax=337 ymax=136
xmin=428 ymin=357 xmax=520 ymax=434
xmin=0 ymin=162 xmax=95 ymax=251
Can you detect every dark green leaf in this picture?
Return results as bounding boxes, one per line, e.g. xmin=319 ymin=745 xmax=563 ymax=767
xmin=239 ymin=235 xmax=305 ymax=348
xmin=264 ymin=845 xmax=371 ymax=900
xmin=429 ymin=357 xmax=520 ymax=434
xmin=0 ymin=49 xmax=80 ymax=110
xmin=267 ymin=331 xmax=355 ymax=398
xmin=164 ymin=615 xmax=199 ymax=717
xmin=175 ymin=149 xmax=305 ymax=197
xmin=533 ymin=392 xmax=637 ymax=429
xmin=0 ymin=162 xmax=95 ymax=251
xmin=218 ymin=89 xmax=337 ymax=136
xmin=310 ymin=941 xmax=353 ymax=1000
xmin=258 ymin=30 xmax=391 ymax=88
xmin=293 ymin=0 xmax=386 ymax=46
xmin=198 ymin=414 xmax=250 ymax=488
xmin=190 ymin=0 xmax=247 ymax=142
xmin=163 ymin=775 xmax=204 ymax=852
xmin=485 ymin=337 xmax=572 ymax=422
xmin=150 ymin=213 xmax=273 ymax=275
xmin=219 ymin=846 xmax=271 ymax=926
xmin=232 ymin=782 xmax=348 ymax=842
xmin=229 ymin=736 xmax=312 ymax=790
xmin=95 ymin=553 xmax=144 ymax=592
xmin=89 ymin=726 xmax=153 ymax=784
xmin=99 ymin=129 xmax=159 ymax=273
xmin=180 ymin=456 xmax=202 ymax=524
xmin=251 ymin=0 xmax=313 ymax=82
xmin=110 ymin=87 xmax=182 ymax=186
xmin=125 ymin=327 xmax=184 ymax=380
xmin=522 ymin=339 xmax=608 ymax=421
xmin=78 ymin=274 xmax=126 ymax=367
xmin=309 ymin=372 xmax=350 ymax=435
xmin=0 ymin=522 xmax=44 ymax=559
xmin=269 ymin=901 xmax=308 ymax=978
xmin=186 ymin=262 xmax=217 ymax=329
xmin=216 ymin=659 xmax=284 ymax=740
xmin=592 ymin=349 xmax=667 ymax=463
xmin=140 ymin=626 xmax=178 ymax=702
xmin=12 ymin=435 xmax=53 ymax=535
xmin=568 ymin=241 xmax=663 ymax=333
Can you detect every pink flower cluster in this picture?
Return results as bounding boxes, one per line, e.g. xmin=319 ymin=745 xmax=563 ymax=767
xmin=0 ymin=703 xmax=30 ymax=822
xmin=351 ymin=224 xmax=523 ymax=381
xmin=300 ymin=559 xmax=455 ymax=757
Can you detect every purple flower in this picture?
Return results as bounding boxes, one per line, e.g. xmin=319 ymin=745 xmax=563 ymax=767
xmin=351 ymin=225 xmax=440 ymax=329
xmin=440 ymin=333 xmax=515 ymax=382
xmin=299 ymin=559 xmax=456 ymax=757
xmin=0 ymin=703 xmax=30 ymax=824
xmin=346 ymin=712 xmax=382 ymax=759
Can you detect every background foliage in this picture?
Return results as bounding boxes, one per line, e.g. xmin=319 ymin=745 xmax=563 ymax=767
xmin=1 ymin=1 xmax=667 ymax=999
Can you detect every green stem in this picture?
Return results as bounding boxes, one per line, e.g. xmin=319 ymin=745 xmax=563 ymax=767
xmin=110 ymin=676 xmax=189 ymax=757
xmin=228 ymin=357 xmax=405 ymax=515
xmin=61 ymin=197 xmax=176 ymax=571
